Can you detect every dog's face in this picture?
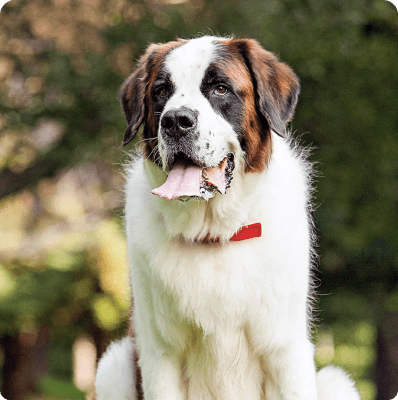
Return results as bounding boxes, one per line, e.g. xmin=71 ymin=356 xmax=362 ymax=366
xmin=121 ymin=36 xmax=299 ymax=182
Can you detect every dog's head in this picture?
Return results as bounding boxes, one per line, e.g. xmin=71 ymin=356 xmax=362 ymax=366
xmin=121 ymin=36 xmax=299 ymax=199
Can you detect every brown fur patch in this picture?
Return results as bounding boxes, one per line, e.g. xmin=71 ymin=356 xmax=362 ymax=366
xmin=217 ymin=41 xmax=273 ymax=173
xmin=128 ymin=299 xmax=144 ymax=400
xmin=143 ymin=40 xmax=186 ymax=163
xmin=120 ymin=40 xmax=186 ymax=164
xmin=133 ymin=344 xmax=144 ymax=400
xmin=217 ymin=39 xmax=300 ymax=172
xmin=229 ymin=38 xmax=300 ymax=136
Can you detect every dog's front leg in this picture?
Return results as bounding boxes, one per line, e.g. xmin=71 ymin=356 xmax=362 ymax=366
xmin=139 ymin=347 xmax=186 ymax=400
xmin=263 ymin=338 xmax=318 ymax=400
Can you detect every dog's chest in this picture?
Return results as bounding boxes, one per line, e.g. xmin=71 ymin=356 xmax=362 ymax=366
xmin=152 ymin=240 xmax=267 ymax=333
xmin=184 ymin=326 xmax=264 ymax=400
xmin=149 ymin=250 xmax=266 ymax=399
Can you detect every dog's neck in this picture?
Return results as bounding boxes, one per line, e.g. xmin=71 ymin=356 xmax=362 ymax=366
xmin=192 ymin=222 xmax=262 ymax=244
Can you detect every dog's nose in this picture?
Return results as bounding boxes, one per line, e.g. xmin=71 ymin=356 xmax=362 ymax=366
xmin=161 ymin=108 xmax=197 ymax=139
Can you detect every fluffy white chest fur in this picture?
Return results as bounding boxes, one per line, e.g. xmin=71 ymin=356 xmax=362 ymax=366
xmin=95 ymin=36 xmax=360 ymax=400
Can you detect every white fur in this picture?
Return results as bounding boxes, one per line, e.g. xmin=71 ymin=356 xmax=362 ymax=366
xmin=95 ymin=337 xmax=137 ymax=400
xmin=95 ymin=36 xmax=361 ymax=400
xmin=316 ymin=366 xmax=361 ymax=400
xmin=158 ymin=37 xmax=239 ymax=170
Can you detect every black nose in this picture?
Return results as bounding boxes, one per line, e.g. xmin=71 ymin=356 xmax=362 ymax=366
xmin=161 ymin=107 xmax=197 ymax=139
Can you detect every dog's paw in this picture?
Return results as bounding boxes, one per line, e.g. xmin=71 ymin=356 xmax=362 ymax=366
xmin=95 ymin=337 xmax=137 ymax=400
xmin=316 ymin=366 xmax=361 ymax=400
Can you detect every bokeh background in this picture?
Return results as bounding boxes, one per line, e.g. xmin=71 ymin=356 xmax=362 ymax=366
xmin=0 ymin=0 xmax=397 ymax=399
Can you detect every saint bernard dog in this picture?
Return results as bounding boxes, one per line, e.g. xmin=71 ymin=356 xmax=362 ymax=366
xmin=95 ymin=36 xmax=361 ymax=400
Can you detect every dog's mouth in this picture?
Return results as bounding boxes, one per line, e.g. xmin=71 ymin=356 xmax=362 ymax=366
xmin=151 ymin=153 xmax=235 ymax=201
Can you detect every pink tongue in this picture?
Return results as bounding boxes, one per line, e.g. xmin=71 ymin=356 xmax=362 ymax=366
xmin=151 ymin=159 xmax=202 ymax=200
xmin=151 ymin=158 xmax=228 ymax=200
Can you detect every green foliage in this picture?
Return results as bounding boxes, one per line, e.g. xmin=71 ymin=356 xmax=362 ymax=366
xmin=0 ymin=0 xmax=397 ymax=396
xmin=38 ymin=376 xmax=85 ymax=399
xmin=48 ymin=335 xmax=75 ymax=380
xmin=0 ymin=252 xmax=126 ymax=336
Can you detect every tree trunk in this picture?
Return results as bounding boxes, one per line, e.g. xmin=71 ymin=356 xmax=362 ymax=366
xmin=375 ymin=312 xmax=398 ymax=400
xmin=1 ymin=327 xmax=49 ymax=400
xmin=1 ymin=334 xmax=33 ymax=400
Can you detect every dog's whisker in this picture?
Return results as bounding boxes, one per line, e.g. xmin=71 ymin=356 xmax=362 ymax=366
xmin=148 ymin=145 xmax=159 ymax=160
xmin=135 ymin=137 xmax=158 ymax=146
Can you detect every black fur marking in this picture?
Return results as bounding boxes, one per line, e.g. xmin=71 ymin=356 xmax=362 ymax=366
xmin=200 ymin=63 xmax=245 ymax=138
xmin=151 ymin=69 xmax=175 ymax=128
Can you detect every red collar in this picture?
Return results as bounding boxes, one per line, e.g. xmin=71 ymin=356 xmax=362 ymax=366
xmin=230 ymin=222 xmax=262 ymax=242
xmin=194 ymin=223 xmax=262 ymax=244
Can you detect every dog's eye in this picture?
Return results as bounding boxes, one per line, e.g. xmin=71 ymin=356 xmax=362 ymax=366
xmin=214 ymin=85 xmax=228 ymax=95
xmin=159 ymin=88 xmax=168 ymax=98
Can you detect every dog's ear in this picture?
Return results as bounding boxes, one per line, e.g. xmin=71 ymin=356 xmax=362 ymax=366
xmin=233 ymin=39 xmax=300 ymax=137
xmin=120 ymin=44 xmax=161 ymax=146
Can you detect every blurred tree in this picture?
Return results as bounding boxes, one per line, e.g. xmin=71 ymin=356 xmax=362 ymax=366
xmin=0 ymin=0 xmax=397 ymax=398
xmin=0 ymin=253 xmax=125 ymax=399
